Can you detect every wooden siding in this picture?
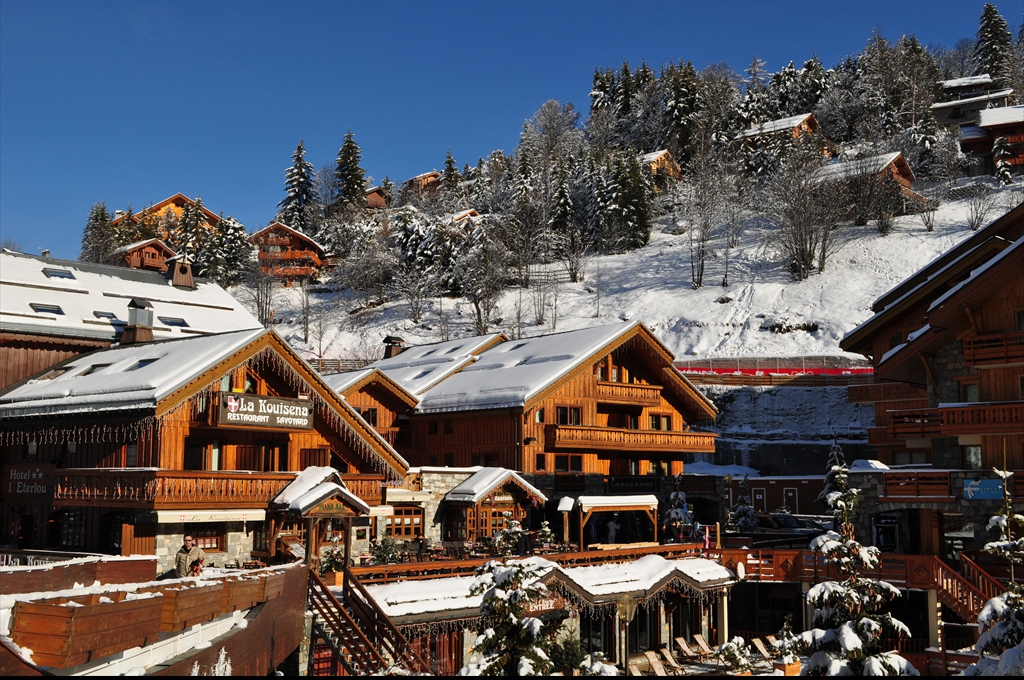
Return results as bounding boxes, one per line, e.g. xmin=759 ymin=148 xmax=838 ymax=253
xmin=0 ymin=334 xmax=110 ymax=390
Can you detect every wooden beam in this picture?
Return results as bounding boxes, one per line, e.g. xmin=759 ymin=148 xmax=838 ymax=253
xmin=918 ymin=353 xmax=937 ymax=391
xmin=963 ymin=305 xmax=980 ymax=336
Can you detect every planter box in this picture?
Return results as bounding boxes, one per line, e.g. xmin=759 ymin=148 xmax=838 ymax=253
xmin=773 ymin=660 xmax=801 ymax=676
xmin=93 ymin=557 xmax=157 ymax=585
xmin=10 ymin=592 xmax=163 ymax=668
xmin=219 ymin=575 xmax=263 ymax=613
xmin=323 ymin=570 xmax=345 ymax=587
xmin=259 ymin=570 xmax=286 ymax=601
xmin=138 ymin=581 xmax=224 ymax=632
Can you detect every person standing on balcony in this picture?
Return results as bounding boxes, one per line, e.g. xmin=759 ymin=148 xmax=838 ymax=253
xmin=175 ymin=535 xmax=206 ymax=577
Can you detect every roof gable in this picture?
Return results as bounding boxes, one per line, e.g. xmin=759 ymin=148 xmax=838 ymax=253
xmin=112 ymin=193 xmax=221 ymax=228
xmin=249 ymin=222 xmax=328 ymax=256
xmin=323 ymin=368 xmax=419 ymax=409
xmin=366 ymin=333 xmax=509 ymax=396
xmin=444 ymin=467 xmax=548 ymax=504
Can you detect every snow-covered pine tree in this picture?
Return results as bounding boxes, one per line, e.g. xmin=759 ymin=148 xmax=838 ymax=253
xmin=993 ymin=136 xmax=1015 ymax=186
xmin=494 ymin=512 xmax=523 ymax=558
xmin=333 ymin=131 xmax=367 ymax=212
xmin=80 ymin=201 xmax=115 ymax=263
xmin=715 ymin=637 xmax=753 ymax=673
xmin=798 ymin=442 xmax=918 ymax=676
xmin=196 ymin=212 xmax=227 ymax=282
xmin=729 ymin=475 xmax=758 ymax=532
xmin=536 ymin=521 xmax=555 ymax=547
xmin=109 ymin=206 xmax=137 ymax=257
xmin=206 ymin=214 xmax=250 ymax=288
xmin=459 ymin=559 xmax=555 ymax=676
xmin=380 ymin=176 xmax=395 ymax=209
xmin=440 ymin=148 xmax=463 ymax=209
xmin=277 ymin=140 xmax=316 ymax=234
xmin=171 ymin=196 xmax=208 ymax=260
xmin=974 ymin=3 xmax=1014 ymax=88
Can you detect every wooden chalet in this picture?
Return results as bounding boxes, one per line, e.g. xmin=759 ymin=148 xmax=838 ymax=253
xmin=366 ymin=185 xmax=387 ymax=210
xmin=403 ymin=170 xmax=441 ymax=195
xmin=932 ymin=74 xmax=1014 ymax=126
xmin=112 ymin=193 xmax=221 ymax=240
xmin=248 ymin=221 xmax=328 ymax=284
xmin=323 ymin=367 xmax=419 ymax=449
xmin=108 ymin=238 xmax=177 ymax=273
xmin=813 ymin=152 xmax=925 ymax=212
xmin=737 ymin=113 xmax=837 ymax=157
xmin=840 ymin=202 xmax=1024 ymax=560
xmin=642 ymin=149 xmax=683 ymax=180
xmin=0 ymin=326 xmax=408 ymax=572
xmin=959 ymin=105 xmax=1024 ymax=175
xmin=0 ymin=251 xmax=261 ymax=391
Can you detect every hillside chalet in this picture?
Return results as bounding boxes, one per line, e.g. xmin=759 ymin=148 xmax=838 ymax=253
xmin=0 ymin=251 xmax=261 ymax=391
xmin=366 ymin=185 xmax=388 ymax=210
xmin=108 ymin=238 xmax=178 ymax=273
xmin=248 ymin=221 xmax=329 ymax=284
xmin=813 ymin=151 xmax=925 ymax=212
xmin=841 ymin=202 xmax=1024 ymax=561
xmin=932 ymin=74 xmax=1014 ymax=127
xmin=111 ymin=193 xmax=221 ymax=240
xmin=0 ymin=325 xmax=409 ymax=573
xmin=959 ymin=105 xmax=1024 ymax=175
xmin=642 ymin=149 xmax=683 ymax=181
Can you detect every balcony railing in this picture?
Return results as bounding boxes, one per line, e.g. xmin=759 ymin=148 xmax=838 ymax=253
xmin=595 ymin=381 xmax=663 ymax=405
xmin=544 ymin=424 xmax=716 ymax=453
xmin=52 ymin=470 xmax=296 ymax=510
xmin=889 ymin=402 xmax=1024 ymax=439
xmin=848 ymin=382 xmax=928 ymax=403
xmin=962 ymin=331 xmax=1024 ymax=366
xmin=52 ymin=470 xmax=386 ymax=509
xmin=881 ymin=471 xmax=952 ymax=499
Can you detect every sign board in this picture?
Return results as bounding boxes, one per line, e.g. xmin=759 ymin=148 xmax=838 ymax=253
xmin=525 ymin=593 xmax=567 ymax=616
xmin=963 ymin=478 xmax=1004 ymax=500
xmin=218 ymin=394 xmax=313 ymax=430
xmin=308 ymin=497 xmax=360 ymax=517
xmin=607 ymin=476 xmax=658 ymax=494
xmin=3 ymin=465 xmax=52 ymax=499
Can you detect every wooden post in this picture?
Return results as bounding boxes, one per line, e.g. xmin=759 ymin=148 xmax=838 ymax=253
xmin=305 ymin=517 xmax=314 ymax=566
xmin=562 ymin=511 xmax=569 ymax=545
xmin=343 ymin=516 xmax=352 ymax=568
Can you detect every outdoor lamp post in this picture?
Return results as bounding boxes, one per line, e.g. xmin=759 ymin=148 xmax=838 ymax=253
xmin=616 ymin=594 xmax=637 ymax=669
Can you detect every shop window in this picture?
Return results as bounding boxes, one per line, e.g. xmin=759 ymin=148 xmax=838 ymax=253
xmin=385 ymin=506 xmax=424 ymax=538
xmin=187 ymin=524 xmax=225 ymax=552
xmin=536 ymin=454 xmax=546 ymax=471
xmin=556 ymin=406 xmax=582 ymax=426
xmin=555 ymin=454 xmax=583 ymax=472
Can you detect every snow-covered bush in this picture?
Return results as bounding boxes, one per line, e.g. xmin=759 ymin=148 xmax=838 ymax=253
xmin=536 ymin=520 xmax=556 ymax=546
xmin=729 ymin=475 xmax=758 ymax=532
xmin=715 ymin=636 xmax=753 ymax=673
xmin=494 ymin=511 xmax=524 ymax=558
xmin=798 ymin=443 xmax=918 ymax=676
xmin=458 ymin=559 xmax=555 ymax=676
xmin=773 ymin=615 xmax=801 ymax=664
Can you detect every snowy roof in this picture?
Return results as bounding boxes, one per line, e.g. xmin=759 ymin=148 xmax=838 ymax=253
xmin=927 ymin=237 xmax=1023 ymax=314
xmin=271 ymin=466 xmax=370 ymax=516
xmin=739 ymin=113 xmax=813 ymax=138
xmin=361 ymin=575 xmax=483 ymax=619
xmin=248 ymin=222 xmax=328 ymax=254
xmin=811 ymin=152 xmax=906 ymax=183
xmin=576 ymin=494 xmax=659 ymax=512
xmin=940 ymin=74 xmax=992 ymax=89
xmin=0 ymin=328 xmax=266 ymax=418
xmin=365 ymin=333 xmax=506 ymax=396
xmin=642 ymin=149 xmax=670 ymax=163
xmin=930 ymin=89 xmax=1014 ymax=108
xmin=322 ymin=368 xmax=374 ymax=393
xmin=979 ymin=105 xmax=1024 ymax=128
xmin=415 ymin=323 xmax=639 ymax=413
xmin=0 ymin=251 xmax=261 ymax=342
xmin=958 ymin=126 xmax=991 ymax=141
xmin=683 ymin=462 xmax=761 ymax=478
xmin=557 ymin=497 xmax=576 ymax=512
xmin=321 ymin=368 xmax=419 ymax=408
xmin=551 ymin=555 xmax=733 ymax=602
xmin=444 ymin=467 xmax=548 ymax=504
xmin=109 ymin=238 xmax=176 ymax=256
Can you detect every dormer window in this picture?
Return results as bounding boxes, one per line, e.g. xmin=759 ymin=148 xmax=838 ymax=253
xmin=30 ymin=303 xmax=64 ymax=315
xmin=43 ymin=268 xmax=75 ymax=280
xmin=158 ymin=316 xmax=188 ymax=327
xmin=93 ymin=311 xmax=120 ymax=321
xmin=125 ymin=359 xmax=158 ymax=372
xmin=81 ymin=364 xmax=112 ymax=376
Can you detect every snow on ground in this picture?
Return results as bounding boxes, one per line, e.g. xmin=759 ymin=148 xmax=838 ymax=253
xmin=243 ymin=185 xmax=1022 ymax=365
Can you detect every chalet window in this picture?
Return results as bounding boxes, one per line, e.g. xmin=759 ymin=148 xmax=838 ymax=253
xmin=244 ymin=373 xmax=258 ymax=394
xmin=535 ymin=408 xmax=545 ymax=423
xmin=43 ymin=268 xmax=75 ymax=280
xmin=1017 ymin=311 xmax=1024 ymax=332
xmin=253 ymin=523 xmax=271 ymax=553
xmin=536 ymin=454 xmax=546 ymax=471
xmin=964 ymin=446 xmax=983 ymax=470
xmin=472 ymin=456 xmax=484 ymax=466
xmin=960 ymin=382 xmax=979 ymax=403
xmin=26 ymin=441 xmax=37 ymax=457
xmin=649 ymin=414 xmax=672 ymax=431
xmin=596 ymin=366 xmax=605 ymax=381
xmin=126 ymin=443 xmax=137 ymax=467
xmin=556 ymin=406 xmax=582 ymax=426
xmin=30 ymin=303 xmax=64 ymax=315
xmin=555 ymin=454 xmax=583 ymax=473
xmin=56 ymin=509 xmax=86 ymax=549
xmin=187 ymin=524 xmax=225 ymax=552
xmin=444 ymin=420 xmax=454 ymax=434
xmin=611 ymin=367 xmax=620 ymax=382
xmin=385 ymin=506 xmax=423 ymax=538
xmin=444 ymin=453 xmax=455 ymax=467
xmin=81 ymin=363 xmax=112 ymax=376
xmin=429 ymin=421 xmax=439 ymax=435
xmin=429 ymin=456 xmax=438 ymax=466
xmin=158 ymin=316 xmax=189 ymax=327
xmin=208 ymin=440 xmax=221 ymax=471
xmin=361 ymin=408 xmax=378 ymax=426
xmin=1020 ymin=375 xmax=1024 ymax=400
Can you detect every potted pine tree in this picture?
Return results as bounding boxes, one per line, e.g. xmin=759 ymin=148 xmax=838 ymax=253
xmin=716 ymin=637 xmax=753 ymax=675
xmin=772 ymin=616 xmax=802 ymax=676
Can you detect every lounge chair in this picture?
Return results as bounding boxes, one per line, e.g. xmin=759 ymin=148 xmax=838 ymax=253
xmin=643 ymin=650 xmax=670 ymax=676
xmin=659 ymin=647 xmax=686 ymax=675
xmin=692 ymin=634 xmax=719 ymax=669
xmin=628 ymin=663 xmax=645 ymax=676
xmin=751 ymin=638 xmax=774 ymax=667
xmin=765 ymin=634 xmax=779 ymax=650
xmin=675 ymin=637 xmax=704 ymax=661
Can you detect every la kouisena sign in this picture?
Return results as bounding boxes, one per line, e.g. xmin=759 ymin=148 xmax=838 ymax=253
xmin=218 ymin=394 xmax=314 ymax=430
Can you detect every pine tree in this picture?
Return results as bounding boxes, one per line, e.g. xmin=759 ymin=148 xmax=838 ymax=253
xmin=215 ymin=215 xmax=252 ymax=287
xmin=729 ymin=475 xmax=758 ymax=531
xmin=380 ymin=176 xmax=395 ymax=209
xmin=440 ymin=148 xmax=463 ymax=207
xmin=111 ymin=206 xmax=136 ymax=256
xmin=974 ymin=3 xmax=1014 ymax=88
xmin=333 ymin=130 xmax=367 ymax=211
xmin=171 ymin=197 xmax=208 ymax=259
xmin=277 ymin=140 xmax=316 ymax=233
xmin=80 ymin=202 xmax=115 ymax=263
xmin=993 ymin=136 xmax=1015 ymax=185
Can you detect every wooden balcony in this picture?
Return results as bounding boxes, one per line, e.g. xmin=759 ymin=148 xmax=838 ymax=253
xmin=52 ymin=470 xmax=386 ymax=509
xmin=595 ymin=381 xmax=663 ymax=406
xmin=962 ymin=331 xmax=1024 ymax=366
xmin=881 ymin=471 xmax=952 ymax=500
xmin=544 ymin=424 xmax=716 ymax=453
xmin=890 ymin=402 xmax=1024 ymax=438
xmin=848 ymin=382 xmax=928 ymax=403
xmin=888 ymin=408 xmax=942 ymax=439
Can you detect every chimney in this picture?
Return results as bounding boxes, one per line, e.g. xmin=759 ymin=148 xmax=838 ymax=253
xmin=40 ymin=249 xmax=51 ymax=259
xmin=168 ymin=254 xmax=195 ymax=289
xmin=114 ymin=210 xmax=126 ymax=219
xmin=383 ymin=336 xmax=406 ymax=359
xmin=122 ymin=298 xmax=154 ymax=344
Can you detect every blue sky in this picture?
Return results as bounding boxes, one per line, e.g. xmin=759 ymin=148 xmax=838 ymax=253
xmin=0 ymin=1 xmax=999 ymax=259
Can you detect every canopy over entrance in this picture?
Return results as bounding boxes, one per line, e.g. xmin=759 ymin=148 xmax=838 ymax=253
xmin=575 ymin=494 xmax=660 ymax=548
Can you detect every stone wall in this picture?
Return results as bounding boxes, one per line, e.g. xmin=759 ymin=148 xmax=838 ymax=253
xmin=154 ymin=520 xmax=256 ymax=575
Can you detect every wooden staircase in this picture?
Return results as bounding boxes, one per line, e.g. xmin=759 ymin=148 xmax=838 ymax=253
xmin=931 ymin=555 xmax=1002 ymax=623
xmin=306 ymin=568 xmax=428 ymax=675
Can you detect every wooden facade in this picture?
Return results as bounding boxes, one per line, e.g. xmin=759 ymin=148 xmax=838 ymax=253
xmin=110 ymin=239 xmax=177 ymax=273
xmin=0 ymin=332 xmax=109 ymax=391
xmin=406 ymin=326 xmax=717 ymax=478
xmin=0 ymin=330 xmax=406 ymax=565
xmin=329 ymin=369 xmax=417 ymax=449
xmin=248 ymin=221 xmax=327 ymax=284
xmin=111 ymin=193 xmax=221 ymax=242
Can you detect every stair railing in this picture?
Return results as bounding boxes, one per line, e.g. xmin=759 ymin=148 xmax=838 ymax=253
xmin=308 ymin=569 xmax=388 ymax=674
xmin=341 ymin=566 xmax=431 ymax=674
xmin=959 ymin=554 xmax=1006 ymax=601
xmin=932 ymin=556 xmax=988 ymax=623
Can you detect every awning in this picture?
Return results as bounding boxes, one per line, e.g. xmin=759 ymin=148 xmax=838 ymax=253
xmin=155 ymin=509 xmax=266 ymax=524
xmin=557 ymin=497 xmax=575 ymax=512
xmin=577 ymin=494 xmax=659 ymax=513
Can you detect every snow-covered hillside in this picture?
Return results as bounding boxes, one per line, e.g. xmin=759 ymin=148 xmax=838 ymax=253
xmin=244 ymin=185 xmax=1022 ymax=365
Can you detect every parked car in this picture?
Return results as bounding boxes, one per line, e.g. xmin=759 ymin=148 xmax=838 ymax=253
xmin=751 ymin=513 xmax=827 ymax=534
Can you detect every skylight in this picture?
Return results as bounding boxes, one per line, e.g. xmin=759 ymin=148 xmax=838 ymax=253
xmin=37 ymin=367 xmax=71 ymax=381
xmin=158 ymin=316 xmax=189 ymax=327
xmin=80 ymin=364 xmax=112 ymax=376
xmin=125 ymin=359 xmax=159 ymax=372
xmin=30 ymin=303 xmax=64 ymax=315
xmin=43 ymin=268 xmax=76 ymax=280
xmin=421 ymin=349 xmax=436 ymax=356
xmin=93 ymin=311 xmax=120 ymax=321
xmin=445 ymin=345 xmax=463 ymax=354
xmin=413 ymin=369 xmax=434 ymax=380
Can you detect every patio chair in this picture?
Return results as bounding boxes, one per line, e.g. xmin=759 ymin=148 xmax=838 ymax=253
xmin=659 ymin=647 xmax=686 ymax=675
xmin=627 ymin=663 xmax=645 ymax=676
xmin=692 ymin=634 xmax=719 ymax=669
xmin=674 ymin=637 xmax=702 ymax=661
xmin=643 ymin=650 xmax=670 ymax=676
xmin=765 ymin=634 xmax=780 ymax=651
xmin=750 ymin=638 xmax=774 ymax=667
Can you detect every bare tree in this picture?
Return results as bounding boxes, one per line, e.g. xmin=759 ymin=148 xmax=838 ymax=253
xmin=299 ymin=276 xmax=313 ymax=342
xmin=918 ymin=194 xmax=940 ymax=232
xmin=678 ymin=136 xmax=727 ymax=289
xmin=966 ymin=184 xmax=1000 ymax=231
xmin=308 ymin=299 xmax=338 ymax=365
xmin=530 ymin=266 xmax=549 ymax=325
xmin=333 ymin=216 xmax=396 ymax=309
xmin=453 ymin=220 xmax=511 ymax=335
xmin=242 ymin=257 xmax=277 ymax=327
xmin=932 ymin=130 xmax=965 ymax=195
